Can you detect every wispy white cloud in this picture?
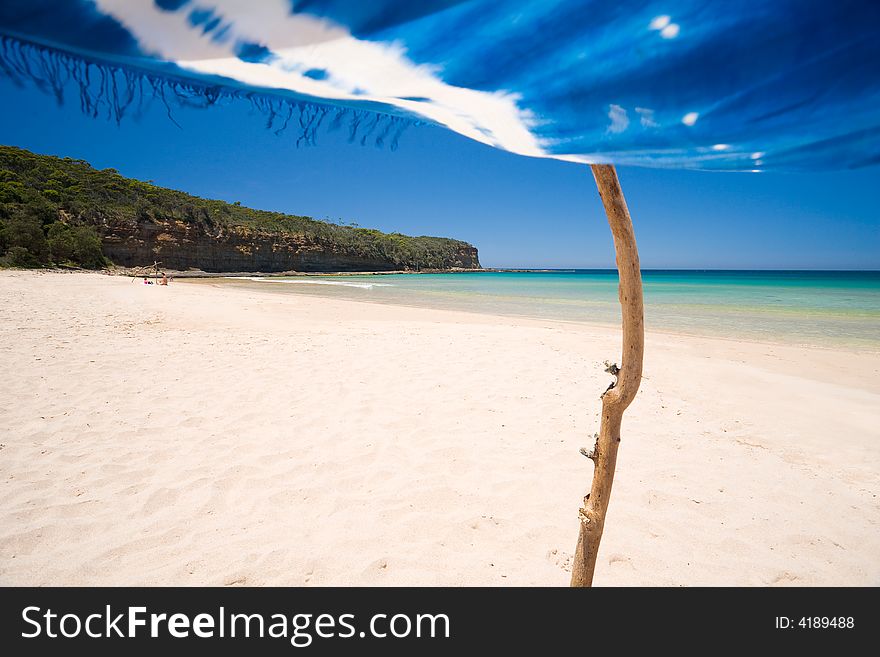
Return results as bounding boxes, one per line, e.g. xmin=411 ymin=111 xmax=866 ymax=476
xmin=607 ymin=104 xmax=629 ymax=133
xmin=660 ymin=23 xmax=680 ymax=39
xmin=649 ymin=15 xmax=670 ymax=30
xmin=635 ymin=107 xmax=657 ymax=128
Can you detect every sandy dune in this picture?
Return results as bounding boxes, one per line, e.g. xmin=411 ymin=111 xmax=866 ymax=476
xmin=1 ymin=270 xmax=878 ymax=586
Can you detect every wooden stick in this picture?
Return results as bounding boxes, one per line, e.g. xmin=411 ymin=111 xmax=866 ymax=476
xmin=570 ymin=164 xmax=645 ymax=587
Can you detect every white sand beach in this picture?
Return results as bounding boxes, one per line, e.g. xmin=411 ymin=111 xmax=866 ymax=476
xmin=1 ymin=270 xmax=878 ymax=586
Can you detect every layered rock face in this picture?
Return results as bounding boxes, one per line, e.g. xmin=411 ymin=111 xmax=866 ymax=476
xmin=0 ymin=145 xmax=480 ymax=273
xmin=99 ymin=216 xmax=480 ymax=272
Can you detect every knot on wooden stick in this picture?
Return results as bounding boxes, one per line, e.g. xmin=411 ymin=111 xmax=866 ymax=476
xmin=601 ymin=361 xmax=620 ymax=398
xmin=579 ymin=433 xmax=600 ymax=462
xmin=577 ymin=503 xmax=594 ymax=525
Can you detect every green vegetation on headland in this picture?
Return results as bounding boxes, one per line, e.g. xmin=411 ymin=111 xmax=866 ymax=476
xmin=0 ymin=145 xmax=479 ymax=272
xmin=0 ymin=149 xmax=106 ymax=269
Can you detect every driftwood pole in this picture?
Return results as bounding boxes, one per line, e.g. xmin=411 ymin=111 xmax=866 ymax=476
xmin=570 ymin=164 xmax=644 ymax=587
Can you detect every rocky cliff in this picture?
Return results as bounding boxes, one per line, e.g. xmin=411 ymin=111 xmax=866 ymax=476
xmin=99 ymin=214 xmax=480 ymax=273
xmin=0 ymin=145 xmax=481 ymax=272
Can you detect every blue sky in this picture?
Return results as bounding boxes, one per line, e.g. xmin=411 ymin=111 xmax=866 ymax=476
xmin=0 ymin=76 xmax=877 ymax=269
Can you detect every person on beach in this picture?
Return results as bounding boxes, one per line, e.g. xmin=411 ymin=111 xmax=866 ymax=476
xmin=143 ymin=277 xmax=152 ymax=285
xmin=159 ymin=272 xmax=168 ymax=286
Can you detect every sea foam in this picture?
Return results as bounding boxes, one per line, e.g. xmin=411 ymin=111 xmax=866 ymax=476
xmin=227 ymin=276 xmax=392 ymax=289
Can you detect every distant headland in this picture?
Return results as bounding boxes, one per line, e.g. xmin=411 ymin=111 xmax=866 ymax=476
xmin=0 ymin=146 xmax=480 ymax=273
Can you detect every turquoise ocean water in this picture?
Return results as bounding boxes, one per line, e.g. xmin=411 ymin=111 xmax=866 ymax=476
xmin=225 ymin=271 xmax=880 ymax=350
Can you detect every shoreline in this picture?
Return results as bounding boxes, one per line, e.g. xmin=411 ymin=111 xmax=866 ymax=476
xmin=106 ymin=267 xmax=560 ymax=278
xmin=6 ymin=267 xmax=877 ymax=352
xmin=186 ymin=275 xmax=880 ymax=386
xmin=2 ymin=270 xmax=878 ymax=586
xmin=196 ymin=273 xmax=880 ymax=355
xmin=78 ymin=266 xmax=880 ymax=277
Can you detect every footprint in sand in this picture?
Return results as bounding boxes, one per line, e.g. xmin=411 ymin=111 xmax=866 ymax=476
xmin=357 ymin=558 xmax=390 ymax=580
xmin=547 ymin=548 xmax=573 ymax=572
xmin=180 ymin=415 xmax=208 ymax=429
xmin=608 ymin=553 xmax=635 ymax=569
xmin=369 ymin=558 xmax=389 ymax=572
xmin=771 ymin=571 xmax=802 ymax=585
xmin=645 ymin=489 xmax=670 ymax=506
xmin=468 ymin=515 xmax=503 ymax=531
xmin=141 ymin=487 xmax=181 ymax=516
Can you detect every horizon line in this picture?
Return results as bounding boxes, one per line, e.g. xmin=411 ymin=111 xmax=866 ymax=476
xmin=484 ymin=267 xmax=880 ymax=272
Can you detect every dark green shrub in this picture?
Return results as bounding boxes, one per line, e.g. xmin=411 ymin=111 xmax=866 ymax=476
xmin=69 ymin=225 xmax=105 ymax=268
xmin=3 ymin=215 xmax=48 ymax=263
xmin=47 ymin=222 xmax=75 ymax=263
xmin=4 ymin=245 xmax=41 ymax=267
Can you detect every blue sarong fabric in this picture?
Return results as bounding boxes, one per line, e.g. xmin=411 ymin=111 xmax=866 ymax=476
xmin=1 ymin=1 xmax=878 ymax=170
